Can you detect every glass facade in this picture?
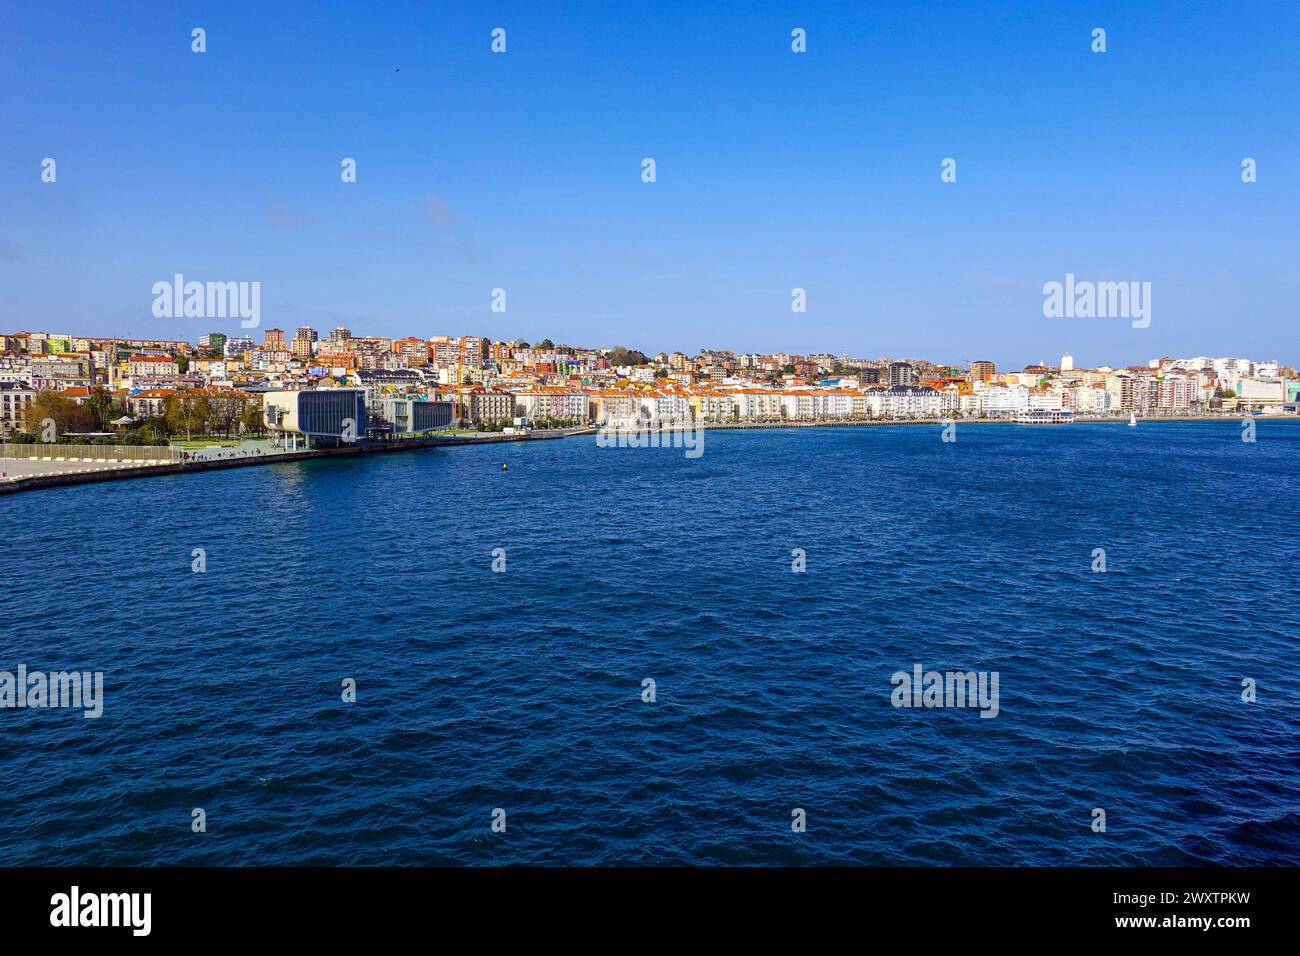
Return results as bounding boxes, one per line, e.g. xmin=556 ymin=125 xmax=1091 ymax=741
xmin=297 ymin=390 xmax=367 ymax=437
xmin=409 ymin=400 xmax=453 ymax=432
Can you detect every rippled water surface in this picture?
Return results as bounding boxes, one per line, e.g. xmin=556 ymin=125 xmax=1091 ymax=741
xmin=2 ymin=422 xmax=1297 ymax=865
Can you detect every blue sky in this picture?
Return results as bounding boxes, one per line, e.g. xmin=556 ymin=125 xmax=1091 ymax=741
xmin=2 ymin=1 xmax=1297 ymax=368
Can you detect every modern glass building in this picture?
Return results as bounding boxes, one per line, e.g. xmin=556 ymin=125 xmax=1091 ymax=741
xmin=263 ymin=389 xmax=367 ymax=445
xmin=378 ymin=398 xmax=453 ymax=434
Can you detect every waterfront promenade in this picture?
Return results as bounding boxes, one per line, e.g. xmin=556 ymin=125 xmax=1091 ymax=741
xmin=0 ymin=427 xmax=594 ymax=495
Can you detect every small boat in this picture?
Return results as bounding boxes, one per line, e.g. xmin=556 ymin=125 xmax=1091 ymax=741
xmin=1128 ymin=413 xmax=1137 ymax=427
xmin=1014 ymin=409 xmax=1074 ymax=424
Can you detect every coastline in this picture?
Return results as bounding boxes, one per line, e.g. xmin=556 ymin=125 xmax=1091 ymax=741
xmin=2 ymin=415 xmax=1294 ymax=496
xmin=699 ymin=414 xmax=1300 ymax=430
xmin=0 ymin=427 xmax=595 ymax=496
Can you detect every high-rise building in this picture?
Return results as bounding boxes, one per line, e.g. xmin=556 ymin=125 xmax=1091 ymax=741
xmin=1061 ymin=354 xmax=1074 ymax=372
xmin=199 ymin=332 xmax=227 ymax=352
xmin=392 ymin=337 xmax=429 ymax=366
xmin=888 ymin=361 xmax=918 ymax=386
xmin=329 ymin=327 xmax=352 ymax=342
xmin=458 ymin=335 xmax=489 ymax=366
xmin=294 ymin=326 xmax=318 ymax=343
xmin=970 ymin=360 xmax=996 ymax=382
xmin=263 ymin=328 xmax=286 ymax=349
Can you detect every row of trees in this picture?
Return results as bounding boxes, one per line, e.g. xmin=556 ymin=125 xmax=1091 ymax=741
xmin=158 ymin=391 xmax=264 ymax=441
xmin=13 ymin=388 xmax=266 ymax=444
xmin=473 ymin=416 xmax=579 ymax=432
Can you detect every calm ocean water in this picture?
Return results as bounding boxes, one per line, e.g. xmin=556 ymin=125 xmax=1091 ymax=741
xmin=1 ymin=422 xmax=1297 ymax=866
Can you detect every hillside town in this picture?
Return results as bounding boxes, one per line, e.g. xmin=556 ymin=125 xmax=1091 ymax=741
xmin=1 ymin=326 xmax=1297 ymax=442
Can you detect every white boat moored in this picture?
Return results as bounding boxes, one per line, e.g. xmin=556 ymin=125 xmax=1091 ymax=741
xmin=1014 ymin=410 xmax=1075 ymax=424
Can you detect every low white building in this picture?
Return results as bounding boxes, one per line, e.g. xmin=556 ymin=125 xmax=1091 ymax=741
xmin=975 ymin=383 xmax=1030 ymax=416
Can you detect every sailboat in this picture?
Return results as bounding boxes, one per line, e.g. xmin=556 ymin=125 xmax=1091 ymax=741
xmin=1128 ymin=413 xmax=1137 ymax=427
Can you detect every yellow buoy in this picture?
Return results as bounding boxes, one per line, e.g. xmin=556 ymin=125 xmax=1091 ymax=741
xmin=502 ymin=463 xmax=507 ymax=472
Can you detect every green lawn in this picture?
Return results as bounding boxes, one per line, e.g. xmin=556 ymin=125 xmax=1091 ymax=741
xmin=170 ymin=439 xmax=240 ymax=449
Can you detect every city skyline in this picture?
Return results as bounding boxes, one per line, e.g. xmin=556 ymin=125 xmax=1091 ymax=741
xmin=3 ymin=1 xmax=1299 ymax=368
xmin=8 ymin=321 xmax=1295 ymax=376
xmin=5 ymin=320 xmax=1292 ymax=449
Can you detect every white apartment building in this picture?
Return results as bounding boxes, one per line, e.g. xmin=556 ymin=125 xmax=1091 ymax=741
xmin=975 ymin=382 xmax=1030 ymax=416
xmin=733 ymin=390 xmax=783 ymax=420
xmin=639 ymin=392 xmax=690 ymax=422
xmin=1073 ymin=383 xmax=1110 ymax=414
xmin=780 ymin=390 xmax=856 ymax=419
xmin=515 ymin=390 xmax=588 ymax=422
xmin=695 ymin=393 xmax=737 ymax=421
xmin=860 ymin=386 xmax=943 ymax=418
xmin=593 ymin=392 xmax=641 ymax=424
xmin=1157 ymin=375 xmax=1199 ymax=409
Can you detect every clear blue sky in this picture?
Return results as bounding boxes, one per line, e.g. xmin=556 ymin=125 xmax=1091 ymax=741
xmin=2 ymin=1 xmax=1297 ymax=369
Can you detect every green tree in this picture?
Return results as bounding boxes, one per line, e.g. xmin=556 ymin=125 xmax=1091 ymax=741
xmin=164 ymin=392 xmax=209 ymax=440
xmin=86 ymin=386 xmax=114 ymax=429
xmin=239 ymin=403 xmax=265 ymax=437
xmin=24 ymin=390 xmax=95 ymax=438
xmin=608 ymin=346 xmax=649 ymax=367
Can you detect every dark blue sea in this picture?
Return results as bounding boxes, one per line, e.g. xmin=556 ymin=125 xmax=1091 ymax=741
xmin=2 ymin=422 xmax=1298 ymax=865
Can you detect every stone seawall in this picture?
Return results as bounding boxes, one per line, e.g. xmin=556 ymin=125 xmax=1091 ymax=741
xmin=0 ymin=428 xmax=594 ymax=496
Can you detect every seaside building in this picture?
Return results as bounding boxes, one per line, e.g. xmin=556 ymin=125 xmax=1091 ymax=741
xmin=975 ymin=382 xmax=1031 ymax=417
xmin=879 ymin=385 xmax=941 ymax=417
xmin=1237 ymin=378 xmax=1286 ymax=408
xmin=372 ymin=397 xmax=454 ymax=435
xmin=1157 ymin=375 xmax=1199 ymax=410
xmin=514 ymin=388 xmax=589 ymax=423
xmin=263 ymin=389 xmax=368 ymax=448
xmin=465 ymin=389 xmax=514 ymax=424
